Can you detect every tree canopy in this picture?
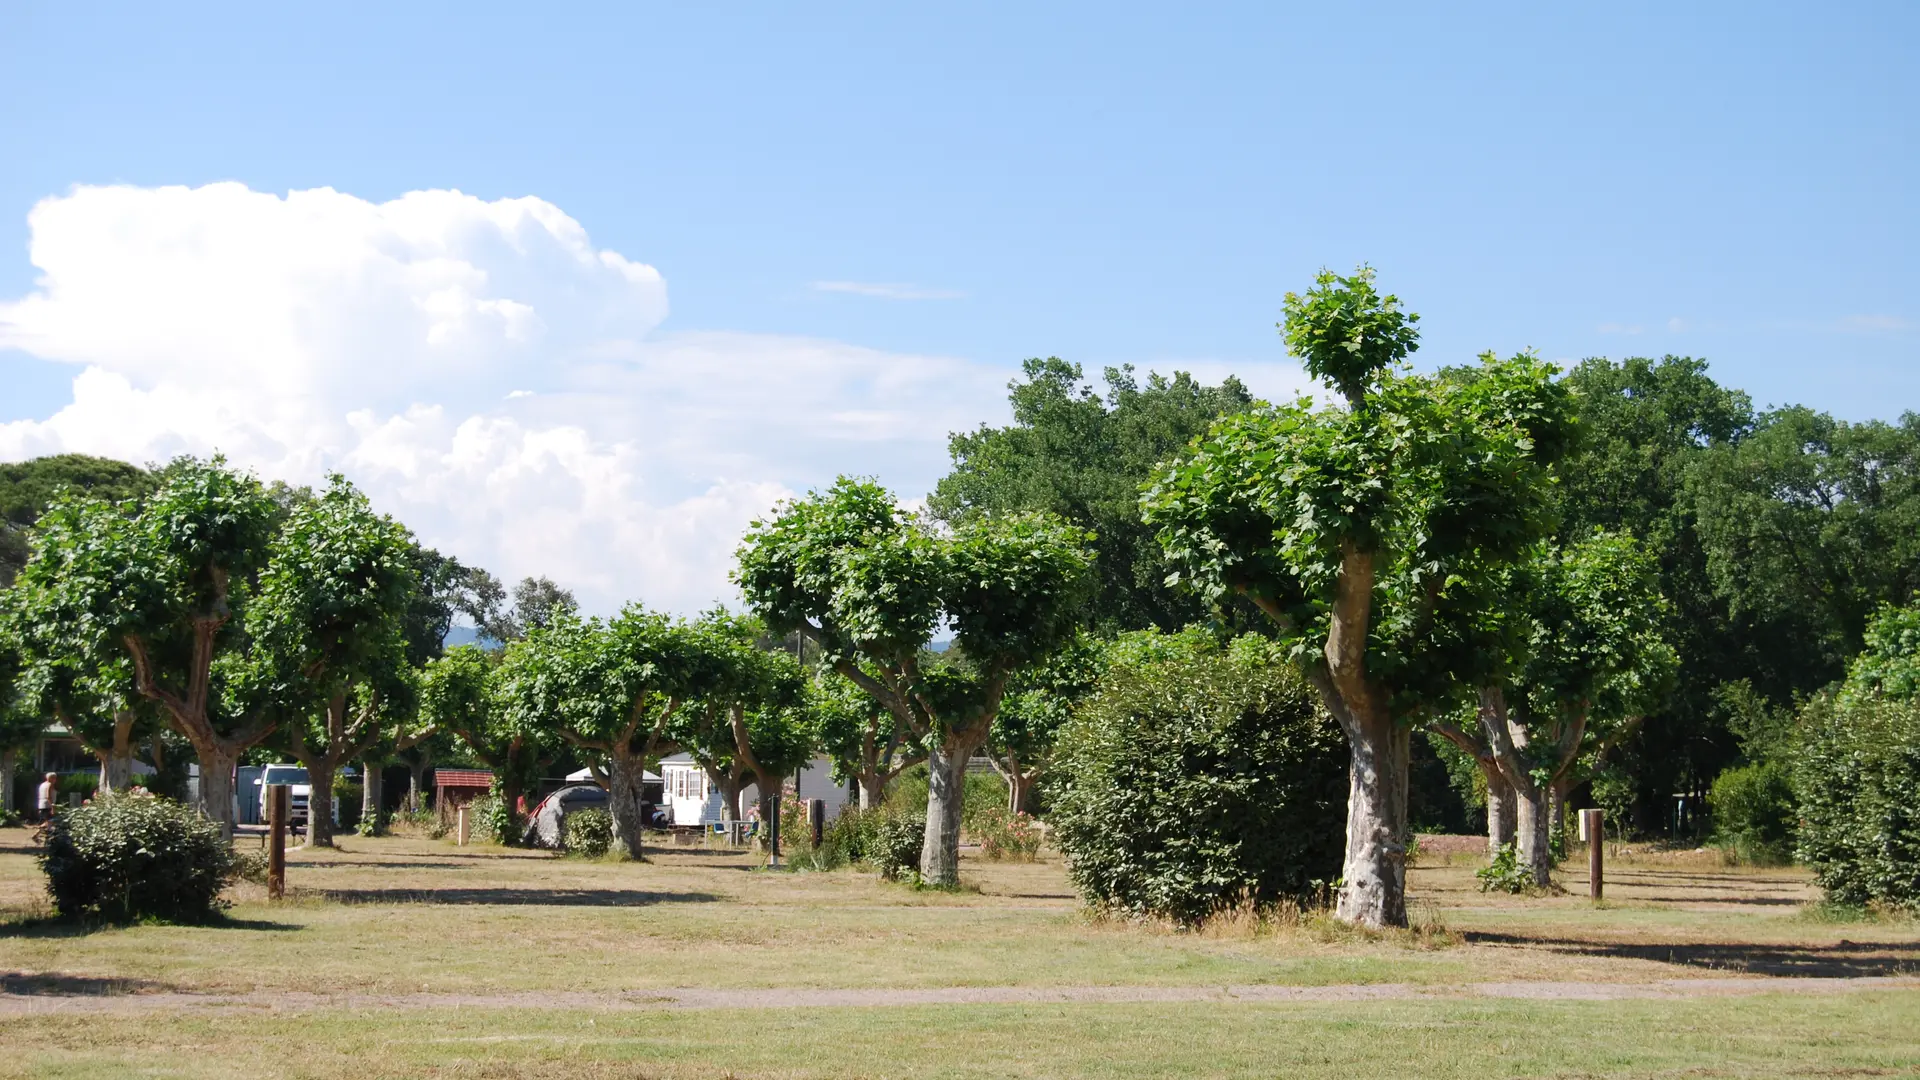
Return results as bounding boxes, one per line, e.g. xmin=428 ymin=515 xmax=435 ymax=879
xmin=735 ymin=477 xmax=1094 ymax=884
xmin=930 ymin=358 xmax=1253 ymax=632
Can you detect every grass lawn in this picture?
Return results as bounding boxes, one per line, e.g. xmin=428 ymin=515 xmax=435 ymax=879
xmin=1 ymin=827 xmax=1916 ymax=1077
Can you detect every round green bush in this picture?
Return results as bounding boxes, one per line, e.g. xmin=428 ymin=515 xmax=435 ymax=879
xmin=38 ymin=793 xmax=239 ymax=922
xmin=1048 ymin=635 xmax=1347 ymax=925
xmin=1796 ymin=693 xmax=1920 ymax=908
xmin=1708 ymin=761 xmax=1796 ymax=864
xmin=872 ymin=811 xmax=926 ymax=881
xmin=563 ymin=807 xmax=614 ymax=858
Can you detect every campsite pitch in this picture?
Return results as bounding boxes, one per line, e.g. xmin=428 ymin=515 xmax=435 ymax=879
xmin=0 ymin=829 xmax=1915 ymax=1077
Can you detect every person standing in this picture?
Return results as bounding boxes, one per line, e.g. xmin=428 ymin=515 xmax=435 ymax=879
xmin=35 ymin=773 xmax=57 ymax=823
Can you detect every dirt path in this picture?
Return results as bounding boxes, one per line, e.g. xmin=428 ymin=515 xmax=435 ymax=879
xmin=2 ymin=976 xmax=1914 ymax=1016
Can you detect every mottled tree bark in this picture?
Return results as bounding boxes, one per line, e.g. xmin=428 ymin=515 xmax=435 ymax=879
xmin=1487 ymin=771 xmax=1517 ymax=854
xmin=1308 ymin=545 xmax=1410 ymax=929
xmin=360 ymin=760 xmax=384 ymax=835
xmin=606 ymin=746 xmax=648 ymax=859
xmin=919 ymin=741 xmax=970 ymax=887
xmin=93 ymin=711 xmax=137 ymax=792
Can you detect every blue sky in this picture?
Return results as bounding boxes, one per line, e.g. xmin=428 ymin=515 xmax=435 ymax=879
xmin=1 ymin=3 xmax=1914 ymax=610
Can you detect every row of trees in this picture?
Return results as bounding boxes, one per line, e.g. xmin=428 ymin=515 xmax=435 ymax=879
xmin=4 ymin=266 xmax=1913 ymax=928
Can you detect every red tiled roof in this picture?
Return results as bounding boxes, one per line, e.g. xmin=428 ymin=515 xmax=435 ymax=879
xmin=433 ymin=769 xmax=494 ymax=789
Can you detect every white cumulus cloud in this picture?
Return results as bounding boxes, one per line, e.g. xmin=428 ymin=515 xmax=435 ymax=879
xmin=0 ymin=183 xmax=1011 ymax=614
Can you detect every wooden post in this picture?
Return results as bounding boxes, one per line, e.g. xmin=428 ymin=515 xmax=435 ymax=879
xmin=456 ymin=805 xmax=470 ymax=846
xmin=768 ymin=789 xmax=782 ymax=868
xmin=266 ymin=784 xmax=288 ymax=901
xmin=1582 ymin=808 xmax=1604 ymax=900
xmin=808 ymin=798 xmax=825 ymax=848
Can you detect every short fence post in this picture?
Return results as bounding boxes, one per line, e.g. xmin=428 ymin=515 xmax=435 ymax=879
xmin=456 ymin=805 xmax=470 ymax=847
xmin=1582 ymin=808 xmax=1604 ymax=900
xmin=808 ymin=799 xmax=825 ymax=848
xmin=266 ymin=784 xmax=288 ymax=901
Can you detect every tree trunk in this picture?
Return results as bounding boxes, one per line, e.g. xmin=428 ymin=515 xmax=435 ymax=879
xmin=1335 ymin=714 xmax=1410 ymax=928
xmin=0 ymin=749 xmax=15 ymax=816
xmin=194 ymin=742 xmax=240 ymax=839
xmin=305 ymin=759 xmax=336 ymax=848
xmin=1006 ymin=769 xmax=1032 ymax=816
xmin=919 ymin=739 xmax=971 ymax=887
xmin=1550 ymin=777 xmax=1569 ymax=849
xmin=95 ymin=711 xmax=137 ymax=792
xmin=360 ymin=761 xmax=384 ymax=835
xmin=407 ymin=759 xmax=428 ymax=813
xmin=607 ymin=747 xmax=647 ymax=859
xmin=497 ymin=774 xmax=524 ymax=844
xmin=1516 ymin=783 xmax=1552 ymax=887
xmin=858 ymin=772 xmax=884 ymax=811
xmin=1486 ymin=768 xmax=1517 ymax=853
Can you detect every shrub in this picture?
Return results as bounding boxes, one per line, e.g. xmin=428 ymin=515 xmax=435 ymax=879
xmin=461 ymin=795 xmax=510 ymax=844
xmin=1047 ymin=636 xmax=1347 ymax=925
xmin=826 ymin=806 xmax=884 ymax=865
xmin=872 ymin=811 xmax=926 ymax=881
xmin=1796 ymin=693 xmax=1920 ymax=908
xmin=1476 ymin=843 xmax=1533 ymax=894
xmin=1709 ymin=761 xmax=1796 ymax=864
xmin=38 ymin=793 xmax=239 ymax=921
xmin=563 ymin=808 xmax=614 ymax=858
xmin=334 ymin=781 xmax=363 ymax=832
xmin=971 ymin=806 xmax=1042 ymax=861
xmin=57 ymin=773 xmax=98 ymax=798
xmin=886 ymin=765 xmax=1007 ymax=828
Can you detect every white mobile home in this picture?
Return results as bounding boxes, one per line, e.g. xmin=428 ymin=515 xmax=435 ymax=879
xmin=656 ymin=754 xmax=850 ymax=826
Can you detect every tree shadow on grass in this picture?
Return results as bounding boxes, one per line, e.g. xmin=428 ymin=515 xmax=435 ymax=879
xmin=1621 ymin=893 xmax=1804 ymax=907
xmin=280 ymin=860 xmax=478 ymax=871
xmin=0 ymin=913 xmax=301 ymax=939
xmin=309 ymin=887 xmax=725 ymax=907
xmin=0 ymin=971 xmax=180 ymax=996
xmin=1464 ymin=930 xmax=1920 ymax=977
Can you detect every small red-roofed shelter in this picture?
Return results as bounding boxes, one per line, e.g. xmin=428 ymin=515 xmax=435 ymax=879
xmin=433 ymin=769 xmax=494 ymax=816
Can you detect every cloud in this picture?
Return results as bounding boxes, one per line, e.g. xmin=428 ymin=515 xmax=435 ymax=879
xmin=811 ymin=280 xmax=967 ymax=301
xmin=1666 ymin=317 xmax=1689 ymax=333
xmin=0 ymin=183 xmax=1013 ymax=614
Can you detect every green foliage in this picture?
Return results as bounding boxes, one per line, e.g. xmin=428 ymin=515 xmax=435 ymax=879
xmin=816 ymin=806 xmax=885 ymax=869
xmin=57 ymin=773 xmax=99 ymax=797
xmin=1847 ymin=598 xmax=1920 ymax=703
xmin=465 ymin=791 xmax=515 ymax=846
xmin=38 ymin=793 xmax=239 ymax=922
xmin=736 ymin=476 xmax=1093 ymax=883
xmin=1144 ymin=346 xmax=1575 ymax=716
xmin=872 ymin=811 xmax=927 ymax=882
xmin=1475 ymin=843 xmax=1533 ymax=894
xmin=0 ymin=454 xmax=153 ymax=586
xmin=497 ymin=606 xmax=719 ymax=753
xmin=885 ymin=764 xmax=1007 ymax=828
xmin=1795 ymin=692 xmax=1920 ymax=908
xmin=1048 ymin=633 xmax=1347 ymax=924
xmin=1708 ymin=761 xmax=1796 ymax=864
xmin=1279 ymin=265 xmax=1421 ymax=407
xmin=971 ymin=806 xmax=1042 ymax=862
xmin=1551 ymin=356 xmax=1757 ymax=829
xmin=735 ymin=477 xmax=1095 ymax=731
xmin=12 ymin=457 xmax=284 ymax=816
xmin=929 ymin=358 xmax=1254 ymax=632
xmin=1590 ymin=770 xmax=1635 ymax=840
xmin=563 ymin=807 xmax=614 ymax=858
xmin=1689 ymin=407 xmax=1920 ymax=697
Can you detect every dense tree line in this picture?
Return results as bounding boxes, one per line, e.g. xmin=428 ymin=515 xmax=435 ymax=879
xmin=3 ymin=266 xmax=1917 ymax=926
